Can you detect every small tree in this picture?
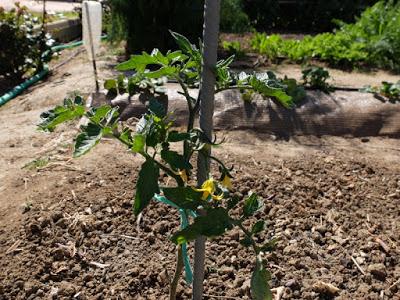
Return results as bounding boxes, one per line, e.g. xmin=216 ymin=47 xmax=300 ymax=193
xmin=38 ymin=31 xmax=304 ymax=299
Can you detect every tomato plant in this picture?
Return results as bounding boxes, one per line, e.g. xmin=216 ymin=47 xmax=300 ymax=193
xmin=37 ymin=32 xmax=296 ymax=300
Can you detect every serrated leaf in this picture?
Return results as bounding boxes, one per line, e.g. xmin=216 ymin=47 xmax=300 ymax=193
xmin=170 ymin=31 xmax=195 ymax=55
xmin=38 ymin=102 xmax=85 ymax=132
xmin=251 ymin=259 xmax=272 ymax=300
xmin=161 ymin=150 xmax=192 ymax=170
xmin=87 ymin=105 xmax=113 ymax=124
xmin=134 ymin=159 xmax=160 ymax=215
xmin=73 ymin=123 xmax=103 ymax=157
xmin=171 ymin=207 xmax=232 ymax=244
xmin=162 ymin=187 xmax=204 ymax=210
xmin=243 ymin=193 xmax=262 ymax=217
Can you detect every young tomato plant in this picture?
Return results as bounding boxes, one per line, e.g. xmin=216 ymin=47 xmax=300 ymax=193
xmin=38 ymin=32 xmax=294 ymax=300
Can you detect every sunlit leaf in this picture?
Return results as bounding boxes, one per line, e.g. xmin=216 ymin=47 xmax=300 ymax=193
xmin=73 ymin=123 xmax=103 ymax=157
xmin=243 ymin=193 xmax=262 ymax=217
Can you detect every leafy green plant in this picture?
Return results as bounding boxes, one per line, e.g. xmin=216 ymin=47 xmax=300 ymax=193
xmin=302 ymin=66 xmax=332 ymax=93
xmin=0 ymin=3 xmax=53 ymax=80
xmin=250 ymin=1 xmax=400 ymax=71
xmin=38 ymin=32 xmax=292 ymax=300
xmin=362 ymin=81 xmax=400 ymax=102
xmin=222 ymin=41 xmax=246 ymax=59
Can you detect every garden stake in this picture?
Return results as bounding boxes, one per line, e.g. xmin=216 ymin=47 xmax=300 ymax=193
xmin=193 ymin=0 xmax=221 ymax=299
xmin=83 ymin=1 xmax=100 ymax=93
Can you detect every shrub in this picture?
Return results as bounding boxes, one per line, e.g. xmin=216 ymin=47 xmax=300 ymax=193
xmin=0 ymin=4 xmax=53 ymax=80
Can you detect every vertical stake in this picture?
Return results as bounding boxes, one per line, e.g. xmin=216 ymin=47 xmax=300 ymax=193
xmin=192 ymin=1 xmax=221 ymax=299
xmin=84 ymin=1 xmax=100 ymax=93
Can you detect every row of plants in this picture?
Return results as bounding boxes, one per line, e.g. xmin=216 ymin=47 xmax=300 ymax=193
xmin=221 ymin=0 xmax=379 ymax=33
xmin=0 ymin=4 xmax=53 ymax=81
xmin=250 ymin=1 xmax=400 ymax=72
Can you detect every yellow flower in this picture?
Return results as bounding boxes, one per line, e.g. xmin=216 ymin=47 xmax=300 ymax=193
xmin=194 ymin=178 xmax=223 ymax=201
xmin=221 ymin=175 xmax=233 ymax=190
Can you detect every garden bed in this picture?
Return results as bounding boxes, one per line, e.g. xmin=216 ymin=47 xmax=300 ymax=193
xmin=0 ymin=45 xmax=399 ymax=300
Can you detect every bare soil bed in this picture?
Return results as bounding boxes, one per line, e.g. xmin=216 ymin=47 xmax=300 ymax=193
xmin=0 ymin=45 xmax=399 ymax=300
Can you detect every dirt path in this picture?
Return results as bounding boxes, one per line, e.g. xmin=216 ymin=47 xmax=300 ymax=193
xmin=0 ymin=45 xmax=399 ymax=299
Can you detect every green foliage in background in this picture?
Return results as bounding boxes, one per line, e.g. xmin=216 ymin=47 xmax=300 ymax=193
xmin=250 ymin=1 xmax=400 ymax=72
xmin=220 ymin=0 xmax=251 ymax=33
xmin=0 ymin=4 xmax=53 ymax=80
xmin=242 ymin=0 xmax=378 ymax=32
xmin=302 ymin=66 xmax=332 ymax=93
xmin=363 ymin=81 xmax=400 ymax=102
xmin=106 ymin=0 xmax=204 ymax=54
xmin=222 ymin=41 xmax=246 ymax=59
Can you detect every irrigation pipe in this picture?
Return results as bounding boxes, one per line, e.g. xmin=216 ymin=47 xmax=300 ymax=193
xmin=0 ymin=36 xmax=107 ymax=107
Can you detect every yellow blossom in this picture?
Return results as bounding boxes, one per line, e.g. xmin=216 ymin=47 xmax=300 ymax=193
xmin=194 ymin=178 xmax=223 ymax=201
xmin=221 ymin=175 xmax=233 ymax=190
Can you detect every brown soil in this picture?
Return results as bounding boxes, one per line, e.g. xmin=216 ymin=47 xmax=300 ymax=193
xmin=0 ymin=45 xmax=400 ymax=300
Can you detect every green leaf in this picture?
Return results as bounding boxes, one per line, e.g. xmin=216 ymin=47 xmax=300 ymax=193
xmin=148 ymin=97 xmax=166 ymax=118
xmin=38 ymin=102 xmax=85 ymax=132
xmin=134 ymin=159 xmax=160 ymax=215
xmin=251 ymin=259 xmax=272 ymax=300
xmin=243 ymin=193 xmax=262 ymax=217
xmin=144 ymin=66 xmax=177 ymax=79
xmin=240 ymin=236 xmax=253 ymax=248
xmin=167 ymin=131 xmax=191 ymax=142
xmin=132 ymin=134 xmax=146 ymax=153
xmin=167 ymin=50 xmax=188 ymax=64
xmin=87 ymin=105 xmax=113 ymax=124
xmin=117 ymin=52 xmax=160 ymax=72
xmin=161 ymin=150 xmax=192 ymax=170
xmin=170 ymin=31 xmax=195 ymax=55
xmin=227 ymin=195 xmax=240 ymax=210
xmin=162 ymin=187 xmax=204 ymax=210
xmin=249 ymin=76 xmax=294 ymax=108
xmin=73 ymin=123 xmax=103 ymax=157
xmin=252 ymin=220 xmax=265 ymax=235
xmin=119 ymin=128 xmax=133 ymax=146
xmin=104 ymin=79 xmax=117 ymax=90
xmin=171 ymin=207 xmax=232 ymax=244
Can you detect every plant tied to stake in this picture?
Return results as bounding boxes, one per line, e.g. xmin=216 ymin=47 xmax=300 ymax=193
xmin=38 ymin=32 xmax=294 ymax=300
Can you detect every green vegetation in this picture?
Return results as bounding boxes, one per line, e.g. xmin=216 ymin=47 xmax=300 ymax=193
xmin=38 ymin=32 xmax=298 ymax=300
xmin=363 ymin=81 xmax=400 ymax=102
xmin=302 ymin=66 xmax=332 ymax=93
xmin=0 ymin=4 xmax=53 ymax=80
xmin=250 ymin=1 xmax=400 ymax=71
xmin=222 ymin=41 xmax=246 ymax=59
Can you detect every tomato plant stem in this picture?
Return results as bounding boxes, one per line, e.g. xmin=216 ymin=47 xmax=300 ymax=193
xmin=169 ymin=245 xmax=184 ymax=300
